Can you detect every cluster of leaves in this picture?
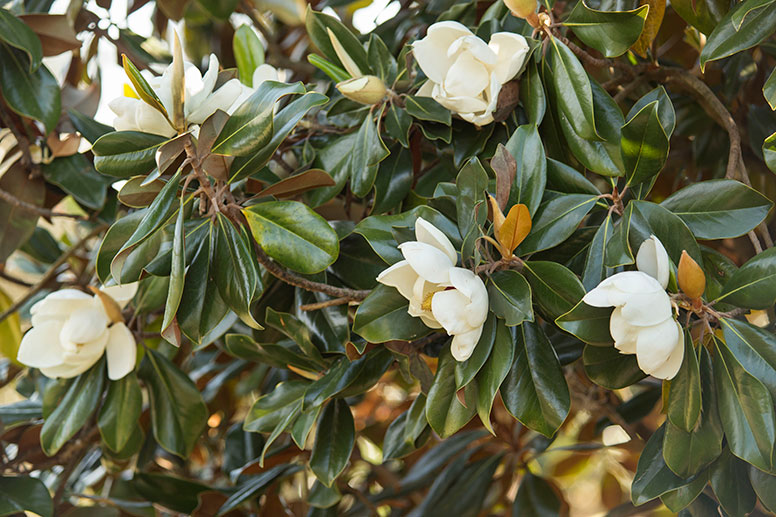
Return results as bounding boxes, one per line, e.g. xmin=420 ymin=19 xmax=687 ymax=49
xmin=1 ymin=0 xmax=776 ymax=515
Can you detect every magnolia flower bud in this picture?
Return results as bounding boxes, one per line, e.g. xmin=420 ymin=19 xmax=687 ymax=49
xmin=336 ymin=76 xmax=388 ymax=105
xmin=503 ymin=0 xmax=538 ymax=20
xmin=678 ymin=250 xmax=706 ymax=300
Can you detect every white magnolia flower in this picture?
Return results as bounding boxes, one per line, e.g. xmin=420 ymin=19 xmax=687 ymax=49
xmin=110 ymin=54 xmax=246 ymax=137
xmin=17 ymin=283 xmax=139 ymax=380
xmin=376 ymin=218 xmax=488 ymax=361
xmin=413 ymin=21 xmax=529 ymax=126
xmin=231 ymin=64 xmax=281 ymax=113
xmin=583 ymin=235 xmax=684 ymax=380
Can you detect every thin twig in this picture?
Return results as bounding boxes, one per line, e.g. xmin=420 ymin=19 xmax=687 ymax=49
xmin=0 ymin=187 xmax=86 ymax=220
xmin=299 ymin=296 xmax=352 ymax=311
xmin=0 ymin=224 xmax=107 ymax=325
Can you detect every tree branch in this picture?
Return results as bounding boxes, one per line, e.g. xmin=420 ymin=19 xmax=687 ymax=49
xmin=0 ymin=187 xmax=86 ymax=220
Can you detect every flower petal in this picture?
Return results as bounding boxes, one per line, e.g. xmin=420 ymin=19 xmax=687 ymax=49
xmin=635 ymin=317 xmax=681 ymax=374
xmin=443 ymin=51 xmax=490 ymax=99
xmin=398 ymin=241 xmax=454 ymax=284
xmin=619 ymin=290 xmax=672 ymax=326
xmin=415 ymin=217 xmax=457 ymax=264
xmin=448 ymin=35 xmax=498 ymax=65
xmin=101 ymin=282 xmax=138 ymax=309
xmin=648 ymin=323 xmax=685 ymax=380
xmin=40 ymin=360 xmax=98 ymax=379
xmin=412 ymin=21 xmax=472 ymax=84
xmin=60 ymin=302 xmax=110 ymax=344
xmin=30 ymin=290 xmax=94 ymax=326
xmin=187 ymin=54 xmax=219 ymax=110
xmin=106 ymin=323 xmax=137 ymax=380
xmin=488 ymin=32 xmax=529 ymax=84
xmin=636 ymin=235 xmax=670 ymax=289
xmin=17 ymin=320 xmax=65 ymax=368
xmin=188 ymin=79 xmax=242 ymax=125
xmin=252 ymin=64 xmax=279 ymax=87
xmin=376 ymin=260 xmax=418 ymax=301
xmin=451 ymin=326 xmax=483 ymax=361
xmin=610 ymin=307 xmax=637 ymax=354
xmin=431 ymin=288 xmax=475 ymax=335
xmin=447 ymin=267 xmax=489 ymax=328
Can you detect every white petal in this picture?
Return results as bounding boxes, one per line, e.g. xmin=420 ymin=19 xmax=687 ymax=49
xmin=447 ymin=267 xmax=489 ymax=328
xmin=584 ymin=271 xmax=664 ymax=308
xmin=415 ymin=217 xmax=457 ymax=264
xmin=416 ymin=80 xmax=436 ymax=98
xmin=187 ymin=54 xmax=219 ymax=109
xmin=432 ymin=88 xmax=489 ymax=114
xmin=420 ymin=313 xmax=443 ymax=329
xmin=488 ymin=32 xmax=529 ymax=84
xmin=648 ymin=323 xmax=685 ymax=380
xmin=619 ymin=290 xmax=672 ymax=326
xmin=448 ymin=35 xmax=498 ymax=65
xmin=106 ymin=323 xmax=137 ymax=380
xmin=40 ymin=361 xmax=95 ymax=379
xmin=431 ymin=288 xmax=475 ymax=335
xmin=60 ymin=303 xmax=110 ymax=344
xmin=376 ymin=260 xmax=419 ymax=301
xmin=17 ymin=320 xmax=66 ymax=368
xmin=398 ymin=241 xmax=454 ymax=284
xmin=188 ymin=79 xmax=243 ymax=125
xmin=636 ymin=235 xmax=670 ymax=289
xmin=610 ymin=271 xmax=665 ymax=294
xmin=101 ymin=282 xmax=138 ymax=309
xmin=61 ymin=329 xmax=109 ymax=364
xmin=610 ymin=307 xmax=637 ymax=354
xmin=451 ymin=326 xmax=484 ymax=361
xmin=443 ymin=51 xmax=490 ymax=99
xmin=134 ymin=104 xmax=175 ymax=137
xmin=412 ymin=21 xmax=472 ymax=84
xmin=30 ymin=290 xmax=94 ymax=326
xmin=252 ymin=64 xmax=279 ymax=87
xmin=635 ymin=318 xmax=680 ymax=374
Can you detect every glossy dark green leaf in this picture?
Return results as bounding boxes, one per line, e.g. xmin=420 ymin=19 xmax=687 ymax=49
xmin=487 ymin=270 xmax=533 ymax=326
xmin=373 ymin=146 xmax=412 ymax=213
xmin=544 ymin=37 xmax=596 ymax=139
xmin=424 ymin=454 xmax=503 ymax=517
xmin=629 ymin=200 xmax=702 ymax=265
xmin=0 ymin=476 xmax=52 ymax=517
xmin=350 ymin=111 xmax=389 ymax=197
xmin=138 ymin=349 xmax=208 ymax=458
xmin=243 ymin=200 xmax=338 ymax=274
xmin=41 ymin=358 xmax=105 ymax=456
xmin=212 ymin=81 xmax=304 ymax=156
xmin=233 ymin=25 xmax=264 ymax=86
xmin=520 ymin=58 xmax=546 ymax=126
xmin=628 ymin=86 xmax=676 ymax=137
xmin=660 ymin=179 xmax=772 ymax=239
xmin=660 ymin=468 xmax=709 ymax=512
xmin=512 ymin=474 xmax=563 ymax=517
xmin=621 ymin=101 xmax=670 ymax=186
xmin=765 ymin=131 xmax=776 ymax=174
xmin=307 ymin=53 xmax=350 ymax=82
xmin=294 ymin=289 xmax=348 ymax=355
xmin=716 ymin=247 xmax=776 ymax=308
xmin=383 ymin=393 xmax=430 ymax=460
xmin=564 ymin=1 xmax=648 ymax=57
xmin=305 ymin=7 xmax=370 ymax=77
xmin=516 ymin=194 xmax=597 ymax=254
xmin=352 ymin=284 xmax=430 ymax=342
xmin=0 ymin=43 xmax=60 ymax=133
xmin=130 ymin=472 xmax=208 ymax=514
xmin=749 ymin=466 xmax=776 ymax=513
xmin=225 ymin=334 xmax=322 ymax=372
xmin=405 ymin=95 xmax=452 ymax=125
xmin=98 ymin=373 xmax=143 ymax=452
xmin=721 ymin=318 xmax=776 ymax=398
xmin=632 ymin=425 xmax=698 ymax=505
xmin=672 ymin=0 xmax=729 ymax=34
xmin=455 ymin=313 xmax=498 ymax=389
xmin=265 ymin=307 xmax=325 ymax=365
xmin=215 ymin=215 xmax=261 ymax=329
xmin=713 ymin=336 xmax=776 ymax=473
xmin=710 ymin=448 xmax=756 ymax=516
xmin=121 ymin=55 xmax=168 ymax=117
xmin=456 ymin=157 xmax=488 ymax=240
xmin=0 ymin=8 xmax=42 ymax=71
xmin=92 ymin=131 xmax=168 ymax=177
xmin=582 ymin=213 xmax=613 ymax=290
xmin=68 ymin=109 xmax=113 ymax=143
xmin=700 ymin=0 xmax=776 ymax=69
xmin=583 ymin=345 xmax=646 ymax=389
xmin=666 ymin=331 xmax=701 ymax=432
xmin=504 ymin=124 xmax=546 ymax=216
xmin=42 ymin=154 xmax=109 ymax=210
xmin=765 ymin=67 xmax=776 ymax=110
xmin=426 ymin=348 xmax=477 ymax=438
xmin=216 ymin=465 xmax=300 ymax=516
xmin=522 ymin=261 xmax=585 ymax=321
xmin=556 ymin=300 xmax=613 ymax=346
xmin=501 ymin=322 xmax=570 ymax=437
xmin=385 ymin=102 xmax=412 ymax=147
xmin=161 ymin=198 xmax=185 ymax=345
xmin=244 ymin=380 xmax=307 ymax=433
xmin=310 ymin=399 xmax=355 ymax=487
xmin=476 ymin=319 xmax=514 ymax=433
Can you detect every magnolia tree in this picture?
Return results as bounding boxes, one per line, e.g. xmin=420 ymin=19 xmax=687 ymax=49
xmin=1 ymin=0 xmax=776 ymax=515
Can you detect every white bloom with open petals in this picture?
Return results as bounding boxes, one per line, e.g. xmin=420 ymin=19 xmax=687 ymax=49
xmin=413 ymin=21 xmax=529 ymax=126
xmin=17 ymin=283 xmax=139 ymax=380
xmin=583 ymin=236 xmax=683 ymax=380
xmin=110 ymin=54 xmax=246 ymax=137
xmin=376 ymin=218 xmax=489 ymax=362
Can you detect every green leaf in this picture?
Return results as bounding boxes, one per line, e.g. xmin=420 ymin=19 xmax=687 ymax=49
xmin=765 ymin=131 xmax=776 ymax=174
xmin=716 ymin=247 xmax=776 ymax=308
xmin=455 ymin=157 xmax=488 ymax=242
xmin=583 ymin=345 xmax=646 ymax=389
xmin=520 ymin=58 xmax=546 ymax=126
xmin=196 ymin=0 xmax=239 ymax=19
xmin=121 ymin=55 xmax=169 ymax=118
xmin=504 ymin=124 xmax=546 ymax=216
xmin=305 ymin=7 xmax=370 ymax=77
xmin=660 ymin=469 xmax=709 ymax=512
xmin=426 ymin=348 xmax=477 ymax=438
xmin=265 ymin=307 xmax=325 ymax=365
xmin=385 ymin=102 xmax=412 ymax=147
xmin=68 ymin=109 xmax=113 ymax=144
xmin=244 ymin=380 xmax=307 ymax=433
xmin=405 ymin=95 xmax=452 ymax=125
xmin=138 ymin=349 xmax=208 ymax=458
xmin=215 ymin=215 xmax=262 ymax=329
xmin=367 ymin=33 xmax=397 ymax=84
xmin=92 ymin=131 xmax=168 ymax=177
xmin=307 ymin=53 xmax=350 ymax=82
xmin=672 ymin=0 xmax=729 ymax=34
xmin=522 ymin=261 xmax=585 ymax=321
xmin=373 ymin=146 xmax=412 ymax=213
xmin=98 ymin=373 xmax=143 ymax=452
xmin=629 ymin=200 xmax=702 ymax=265
xmin=130 ymin=472 xmax=209 ymax=514
xmin=765 ymin=67 xmax=776 ymax=110
xmin=350 ymin=111 xmax=390 ymax=197
xmin=557 ymin=300 xmax=613 ymax=346
xmin=582 ymin=213 xmax=614 ymax=290
xmin=233 ymin=25 xmax=264 ymax=86
xmin=621 ymin=101 xmax=670 ymax=186
xmin=713 ymin=336 xmax=776 ymax=473
xmin=632 ymin=425 xmax=697 ymax=505
xmin=700 ymin=0 xmax=776 ymax=69
xmin=501 ymin=322 xmax=570 ymax=437
xmin=213 ymin=81 xmax=305 ymax=156
xmin=660 ymin=179 xmax=772 ymax=239
xmin=243 ymin=200 xmax=339 ymax=274
xmin=161 ymin=197 xmax=185 ymax=345
xmin=0 ymin=8 xmax=42 ymax=71
xmin=41 ymin=359 xmax=105 ymax=456
xmin=721 ymin=318 xmax=776 ymax=398
xmin=663 ymin=347 xmax=723 ymax=478
xmin=710 ymin=448 xmax=757 ymax=516
xmin=487 ymin=270 xmax=533 ymax=326
xmin=516 ymin=194 xmax=598 ymax=255
xmin=512 ymin=474 xmax=563 ymax=517
xmin=564 ymin=1 xmax=648 ymax=57
xmin=666 ymin=331 xmax=701 ymax=432
xmin=216 ymin=465 xmax=300 ymax=516
xmin=0 ymin=476 xmax=52 ymax=517
xmin=0 ymin=43 xmax=60 ymax=133
xmin=544 ymin=37 xmax=596 ymax=140
xmin=294 ymin=289 xmax=349 ymax=355
xmin=628 ymin=86 xmax=676 ymax=137
xmin=750 ymin=466 xmax=776 ymax=513
xmin=383 ymin=394 xmax=430 ymax=460
xmin=352 ymin=284 xmax=430 ymax=342
xmin=476 ymin=319 xmax=514 ymax=433
xmin=455 ymin=314 xmax=498 ymax=389
xmin=310 ymin=399 xmax=355 ymax=487
xmin=42 ymin=154 xmax=109 ymax=210
xmin=225 ymin=334 xmax=322 ymax=372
